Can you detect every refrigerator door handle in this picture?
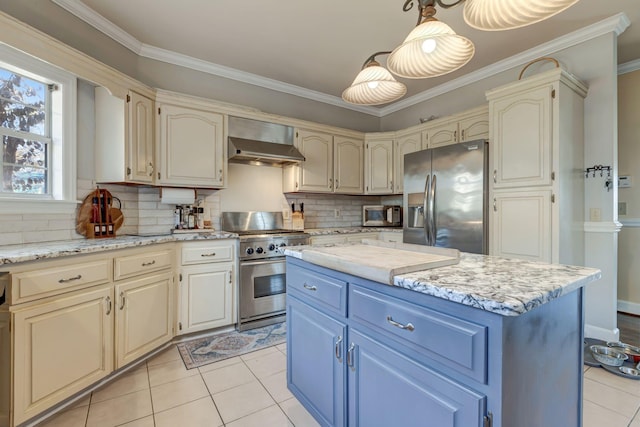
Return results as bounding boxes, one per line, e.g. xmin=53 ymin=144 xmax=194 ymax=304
xmin=429 ymin=174 xmax=437 ymax=246
xmin=423 ymin=174 xmax=431 ymax=245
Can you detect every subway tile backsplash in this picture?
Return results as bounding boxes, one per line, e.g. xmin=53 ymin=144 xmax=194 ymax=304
xmin=0 ymin=178 xmax=401 ymax=244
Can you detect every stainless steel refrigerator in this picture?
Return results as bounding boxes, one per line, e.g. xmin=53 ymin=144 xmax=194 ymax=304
xmin=403 ymin=140 xmax=488 ymax=254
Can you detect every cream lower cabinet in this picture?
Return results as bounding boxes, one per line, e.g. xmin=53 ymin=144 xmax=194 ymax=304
xmin=12 ymin=286 xmax=114 ymax=426
xmin=177 ymin=240 xmax=236 ymax=334
xmin=115 ymin=272 xmax=173 ymax=368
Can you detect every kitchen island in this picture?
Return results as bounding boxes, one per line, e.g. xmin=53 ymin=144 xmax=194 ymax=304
xmin=283 ymin=242 xmax=601 ymax=427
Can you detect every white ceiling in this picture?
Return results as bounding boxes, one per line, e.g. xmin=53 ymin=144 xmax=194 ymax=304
xmin=53 ymin=0 xmax=639 ymax=114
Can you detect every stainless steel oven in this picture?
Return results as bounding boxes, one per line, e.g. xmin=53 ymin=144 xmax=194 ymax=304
xmin=223 ymin=211 xmax=309 ymax=331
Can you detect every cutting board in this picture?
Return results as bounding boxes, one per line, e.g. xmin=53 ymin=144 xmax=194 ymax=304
xmin=300 ymin=240 xmax=460 ymax=285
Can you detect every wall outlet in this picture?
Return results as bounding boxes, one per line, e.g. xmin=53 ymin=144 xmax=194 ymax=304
xmin=618 ymin=202 xmax=627 ymax=216
xmin=589 ymin=208 xmax=601 ymax=221
xmin=334 ymin=209 xmax=340 ymax=218
xmin=282 ymin=209 xmax=290 ymax=220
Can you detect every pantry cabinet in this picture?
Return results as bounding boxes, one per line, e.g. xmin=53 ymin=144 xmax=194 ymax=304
xmin=95 ymin=87 xmax=155 ymax=185
xmin=283 ymin=130 xmax=364 ymax=194
xmin=486 ymin=68 xmax=587 ymax=263
xmin=177 ymin=240 xmax=236 ymax=334
xmin=156 ymin=90 xmax=226 ymax=188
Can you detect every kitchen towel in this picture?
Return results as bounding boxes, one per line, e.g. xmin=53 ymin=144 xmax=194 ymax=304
xmin=160 ymin=188 xmax=196 ymax=205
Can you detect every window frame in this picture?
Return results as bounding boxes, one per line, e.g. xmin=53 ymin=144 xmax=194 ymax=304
xmin=0 ymin=44 xmax=77 ymax=214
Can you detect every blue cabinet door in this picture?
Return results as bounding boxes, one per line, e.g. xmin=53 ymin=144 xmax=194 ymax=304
xmin=348 ymin=328 xmax=486 ymax=427
xmin=287 ymin=295 xmax=346 ymax=427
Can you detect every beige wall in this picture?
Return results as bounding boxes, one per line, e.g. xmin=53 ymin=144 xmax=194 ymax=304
xmin=617 ymin=70 xmax=640 ymax=314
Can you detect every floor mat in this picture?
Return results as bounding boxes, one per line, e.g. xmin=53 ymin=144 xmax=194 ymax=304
xmin=177 ymin=322 xmax=286 ymax=369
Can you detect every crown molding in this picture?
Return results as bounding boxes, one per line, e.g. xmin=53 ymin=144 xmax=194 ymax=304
xmin=618 ymin=59 xmax=640 ymax=75
xmin=51 ymin=0 xmax=143 ymax=53
xmin=49 ymin=2 xmax=629 ymax=118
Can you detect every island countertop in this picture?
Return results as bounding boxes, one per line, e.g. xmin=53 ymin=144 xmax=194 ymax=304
xmin=283 ymin=243 xmax=601 ymax=316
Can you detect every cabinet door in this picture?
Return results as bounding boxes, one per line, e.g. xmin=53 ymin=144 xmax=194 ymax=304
xmin=394 ymin=133 xmax=422 ymax=194
xmin=179 ymin=263 xmax=233 ymax=334
xmin=115 ymin=272 xmax=173 ymax=368
xmin=459 ymin=113 xmax=489 ymax=142
xmin=491 ymin=85 xmax=552 ymax=188
xmin=12 ymin=287 xmax=113 ymax=426
xmin=365 ymin=139 xmax=393 ymax=194
xmin=334 ymin=136 xmax=364 ymax=194
xmin=287 ymin=295 xmax=345 ymax=427
xmin=348 ymin=329 xmax=485 ymax=427
xmin=127 ymin=91 xmax=155 ymax=184
xmin=490 ymin=189 xmax=552 ymax=262
xmin=297 ymin=129 xmax=334 ymax=192
xmin=426 ymin=122 xmax=458 ymax=148
xmin=157 ymin=104 xmax=225 ymax=187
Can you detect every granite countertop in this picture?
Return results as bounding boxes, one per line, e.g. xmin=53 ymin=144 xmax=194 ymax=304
xmin=283 ymin=244 xmax=601 ymax=317
xmin=305 ymin=227 xmax=402 ymax=235
xmin=0 ymin=232 xmax=237 ymax=265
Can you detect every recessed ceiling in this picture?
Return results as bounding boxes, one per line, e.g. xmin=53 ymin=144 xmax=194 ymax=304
xmin=53 ymin=0 xmax=640 ymax=113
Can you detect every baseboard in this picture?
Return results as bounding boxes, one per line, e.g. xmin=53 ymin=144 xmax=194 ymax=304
xmin=585 ymin=323 xmax=620 ymax=342
xmin=617 ymin=300 xmax=640 ymax=316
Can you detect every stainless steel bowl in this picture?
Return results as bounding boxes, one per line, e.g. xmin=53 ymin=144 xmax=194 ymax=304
xmin=590 ymin=345 xmax=628 ymax=367
xmin=619 ymin=366 xmax=640 ymax=377
xmin=607 ymin=341 xmax=640 ymax=363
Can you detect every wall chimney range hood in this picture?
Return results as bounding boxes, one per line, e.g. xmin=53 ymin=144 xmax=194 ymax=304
xmin=228 ymin=116 xmax=304 ymax=167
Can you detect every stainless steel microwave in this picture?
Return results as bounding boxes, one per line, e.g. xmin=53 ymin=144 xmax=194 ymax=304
xmin=362 ymin=205 xmax=402 ymax=227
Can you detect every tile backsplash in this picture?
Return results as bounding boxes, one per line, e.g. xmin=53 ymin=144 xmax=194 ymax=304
xmin=0 ymin=179 xmax=401 ymax=245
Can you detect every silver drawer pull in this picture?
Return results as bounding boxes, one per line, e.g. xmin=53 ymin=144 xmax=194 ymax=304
xmin=142 ymin=260 xmax=156 ymax=267
xmin=201 ymin=252 xmax=216 ymax=257
xmin=58 ymin=274 xmax=82 ymax=284
xmin=303 ymin=283 xmax=317 ymax=291
xmin=335 ymin=336 xmax=343 ymax=361
xmin=386 ymin=316 xmax=415 ymax=332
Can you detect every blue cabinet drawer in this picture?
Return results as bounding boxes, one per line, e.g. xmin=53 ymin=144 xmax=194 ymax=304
xmin=349 ymin=284 xmax=487 ymax=383
xmin=287 ymin=263 xmax=347 ymax=317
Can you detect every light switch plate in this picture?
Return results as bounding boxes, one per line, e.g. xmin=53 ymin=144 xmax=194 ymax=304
xmin=619 ymin=202 xmax=627 ymax=216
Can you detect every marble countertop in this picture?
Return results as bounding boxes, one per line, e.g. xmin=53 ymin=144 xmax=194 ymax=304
xmin=284 ymin=244 xmax=601 ymax=317
xmin=0 ymin=232 xmax=237 ymax=265
xmin=305 ymin=227 xmax=402 ymax=235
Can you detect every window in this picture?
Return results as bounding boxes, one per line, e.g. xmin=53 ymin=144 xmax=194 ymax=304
xmin=0 ymin=44 xmax=77 ymax=213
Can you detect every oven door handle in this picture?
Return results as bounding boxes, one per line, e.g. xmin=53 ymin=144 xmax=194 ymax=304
xmin=240 ymin=257 xmax=286 ymax=266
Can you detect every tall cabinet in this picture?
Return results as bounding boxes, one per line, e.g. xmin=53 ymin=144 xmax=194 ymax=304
xmin=486 ymin=68 xmax=587 ymax=264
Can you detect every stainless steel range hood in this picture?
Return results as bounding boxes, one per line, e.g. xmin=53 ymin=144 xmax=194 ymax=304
xmin=228 ymin=116 xmax=304 ymax=167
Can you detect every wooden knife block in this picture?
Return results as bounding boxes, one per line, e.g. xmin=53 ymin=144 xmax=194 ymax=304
xmin=292 ymin=211 xmax=304 ymax=230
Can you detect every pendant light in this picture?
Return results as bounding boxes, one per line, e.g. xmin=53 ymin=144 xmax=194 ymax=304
xmin=463 ymin=0 xmax=581 ymax=31
xmin=387 ymin=3 xmax=474 ymax=79
xmin=342 ymin=52 xmax=407 ymax=105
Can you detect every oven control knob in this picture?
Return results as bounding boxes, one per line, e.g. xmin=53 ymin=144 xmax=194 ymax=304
xmin=279 ymin=243 xmax=287 ymax=247
xmin=268 ymin=243 xmax=276 ymax=251
xmin=245 ymin=248 xmax=254 ymax=255
xmin=256 ymin=247 xmax=264 ymax=254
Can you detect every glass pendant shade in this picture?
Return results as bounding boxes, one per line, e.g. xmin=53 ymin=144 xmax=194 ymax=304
xmin=463 ymin=0 xmax=581 ymax=31
xmin=387 ymin=20 xmax=475 ymax=79
xmin=342 ymin=62 xmax=407 ymax=105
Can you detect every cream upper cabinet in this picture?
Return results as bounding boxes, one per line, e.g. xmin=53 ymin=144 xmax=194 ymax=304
xmin=490 ymin=85 xmax=552 ymax=188
xmin=334 ymin=136 xmax=364 ymax=194
xmin=283 ymin=130 xmax=364 ymax=194
xmin=486 ymin=68 xmax=587 ymax=264
xmin=458 ymin=107 xmax=489 ymax=142
xmin=424 ymin=121 xmax=459 ymax=148
xmin=156 ymin=92 xmax=226 ymax=188
xmin=365 ymin=136 xmax=394 ymax=194
xmin=12 ymin=286 xmax=114 ymax=426
xmin=95 ymin=87 xmax=155 ymax=184
xmin=394 ymin=131 xmax=423 ymax=194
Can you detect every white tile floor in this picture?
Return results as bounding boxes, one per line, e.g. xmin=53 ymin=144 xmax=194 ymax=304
xmin=36 ymin=344 xmax=640 ymax=427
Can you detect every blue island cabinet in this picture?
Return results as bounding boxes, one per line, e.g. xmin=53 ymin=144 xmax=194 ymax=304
xmin=286 ymin=257 xmax=584 ymax=427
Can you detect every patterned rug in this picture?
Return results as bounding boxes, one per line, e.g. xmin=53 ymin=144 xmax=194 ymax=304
xmin=177 ymin=322 xmax=286 ymax=369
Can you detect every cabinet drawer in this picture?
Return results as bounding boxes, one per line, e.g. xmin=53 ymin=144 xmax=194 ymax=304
xmin=287 ymin=263 xmax=347 ymax=317
xmin=11 ymin=259 xmax=111 ymax=303
xmin=114 ymin=249 xmax=173 ymax=280
xmin=349 ymin=285 xmax=487 ymax=383
xmin=181 ymin=243 xmax=234 ymax=265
